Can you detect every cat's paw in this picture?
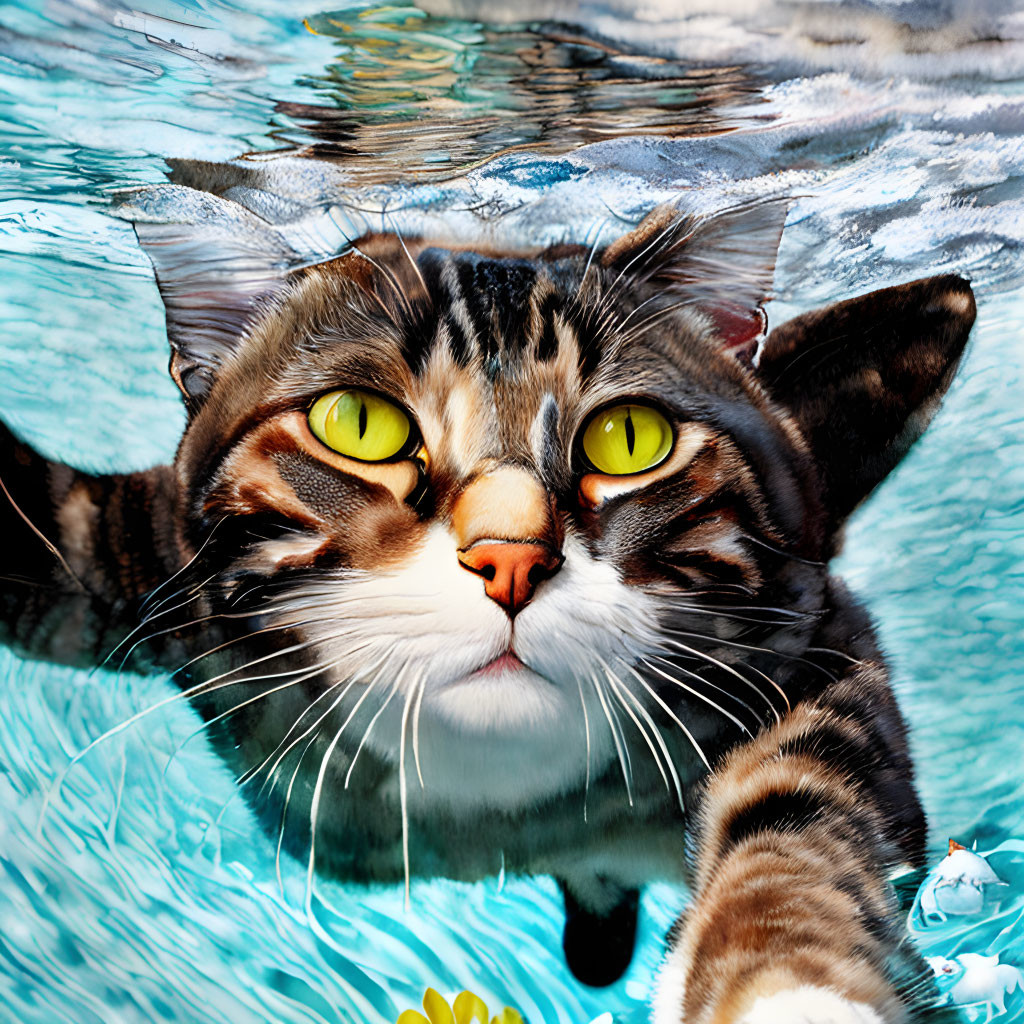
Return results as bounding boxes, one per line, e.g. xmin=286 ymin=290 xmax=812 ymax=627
xmin=737 ymin=986 xmax=884 ymax=1024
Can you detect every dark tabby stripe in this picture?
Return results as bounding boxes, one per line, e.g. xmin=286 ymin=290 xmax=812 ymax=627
xmin=0 ymin=421 xmax=180 ymax=667
xmin=674 ymin=665 xmax=928 ymax=1023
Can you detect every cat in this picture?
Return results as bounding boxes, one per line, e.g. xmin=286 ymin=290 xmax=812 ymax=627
xmin=0 ymin=195 xmax=976 ymax=1023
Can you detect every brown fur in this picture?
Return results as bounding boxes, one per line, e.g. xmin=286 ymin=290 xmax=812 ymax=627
xmin=0 ymin=201 xmax=977 ymax=1020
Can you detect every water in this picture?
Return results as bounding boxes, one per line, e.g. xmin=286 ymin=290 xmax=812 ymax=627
xmin=1 ymin=2 xmax=1023 ymax=1021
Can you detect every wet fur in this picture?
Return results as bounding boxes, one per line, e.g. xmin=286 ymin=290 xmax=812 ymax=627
xmin=0 ymin=202 xmax=976 ymax=1022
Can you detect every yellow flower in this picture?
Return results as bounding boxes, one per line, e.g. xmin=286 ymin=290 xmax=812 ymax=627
xmin=396 ymin=987 xmax=524 ymax=1024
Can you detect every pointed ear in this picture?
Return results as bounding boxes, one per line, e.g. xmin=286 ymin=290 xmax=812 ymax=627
xmin=601 ymin=199 xmax=790 ymax=354
xmin=118 ymin=186 xmax=297 ymax=405
xmin=755 ymin=275 xmax=976 ymax=532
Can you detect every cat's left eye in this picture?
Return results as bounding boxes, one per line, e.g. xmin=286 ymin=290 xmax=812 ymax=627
xmin=308 ymin=389 xmax=414 ymax=462
xmin=581 ymin=402 xmax=673 ymax=475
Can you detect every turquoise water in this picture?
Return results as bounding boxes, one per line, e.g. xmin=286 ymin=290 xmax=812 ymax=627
xmin=1 ymin=2 xmax=1023 ymax=1021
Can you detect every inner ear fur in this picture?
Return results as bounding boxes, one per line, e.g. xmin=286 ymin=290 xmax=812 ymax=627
xmin=756 ymin=274 xmax=976 ymax=533
xmin=600 ymin=199 xmax=790 ymax=350
xmin=120 ymin=186 xmax=312 ymax=408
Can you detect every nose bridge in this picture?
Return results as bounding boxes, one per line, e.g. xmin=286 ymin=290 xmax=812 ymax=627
xmin=452 ymin=465 xmax=564 ymax=616
xmin=451 ymin=465 xmax=555 ymax=548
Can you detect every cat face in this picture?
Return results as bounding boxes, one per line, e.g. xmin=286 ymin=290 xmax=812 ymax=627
xmin=139 ymin=199 xmax=974 ymax=807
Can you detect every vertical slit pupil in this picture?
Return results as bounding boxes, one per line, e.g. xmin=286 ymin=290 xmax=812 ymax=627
xmin=624 ymin=407 xmax=635 ymax=456
xmin=358 ymin=400 xmax=368 ymax=439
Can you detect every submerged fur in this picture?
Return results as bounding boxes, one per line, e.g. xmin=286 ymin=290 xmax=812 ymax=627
xmin=0 ymin=200 xmax=976 ymax=1020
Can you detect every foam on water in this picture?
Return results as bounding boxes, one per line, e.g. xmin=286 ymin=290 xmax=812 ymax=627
xmin=1 ymin=1 xmax=1023 ymax=1022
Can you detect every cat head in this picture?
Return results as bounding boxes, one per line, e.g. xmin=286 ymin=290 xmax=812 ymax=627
xmin=134 ymin=196 xmax=974 ymax=801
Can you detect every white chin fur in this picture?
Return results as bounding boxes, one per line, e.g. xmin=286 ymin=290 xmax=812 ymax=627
xmin=276 ymin=524 xmax=665 ymax=810
xmin=738 ymin=987 xmax=885 ymax=1024
xmin=430 ymin=664 xmax=568 ymax=732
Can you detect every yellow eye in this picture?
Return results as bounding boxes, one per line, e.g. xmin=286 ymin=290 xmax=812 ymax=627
xmin=308 ymin=389 xmax=412 ymax=462
xmin=582 ymin=403 xmax=673 ymax=475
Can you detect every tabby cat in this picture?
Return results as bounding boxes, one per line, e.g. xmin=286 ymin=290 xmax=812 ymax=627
xmin=0 ymin=196 xmax=976 ymax=1023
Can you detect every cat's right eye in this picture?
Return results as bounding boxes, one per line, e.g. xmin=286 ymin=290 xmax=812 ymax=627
xmin=308 ymin=389 xmax=415 ymax=462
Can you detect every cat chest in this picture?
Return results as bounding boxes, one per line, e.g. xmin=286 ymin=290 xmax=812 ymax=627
xmin=294 ymin=752 xmax=694 ymax=889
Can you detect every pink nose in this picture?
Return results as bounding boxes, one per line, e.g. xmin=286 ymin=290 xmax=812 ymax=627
xmin=458 ymin=541 xmax=563 ymax=616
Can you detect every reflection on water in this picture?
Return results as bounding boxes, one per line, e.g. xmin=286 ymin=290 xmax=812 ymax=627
xmin=277 ymin=4 xmax=756 ymax=181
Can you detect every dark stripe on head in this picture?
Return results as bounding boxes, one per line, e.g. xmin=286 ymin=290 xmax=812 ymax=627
xmin=442 ymin=311 xmax=473 ymax=366
xmin=493 ymin=260 xmax=537 ymax=348
xmin=536 ymin=291 xmax=563 ymax=361
xmin=404 ymin=250 xmax=451 ymax=372
xmin=572 ymin=304 xmax=606 ymax=381
xmin=537 ymin=393 xmax=567 ymax=488
xmin=455 ymin=257 xmax=493 ymax=361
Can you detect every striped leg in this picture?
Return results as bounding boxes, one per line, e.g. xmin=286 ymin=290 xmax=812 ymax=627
xmin=1 ymin=420 xmax=180 ymax=667
xmin=654 ymin=665 xmax=928 ymax=1024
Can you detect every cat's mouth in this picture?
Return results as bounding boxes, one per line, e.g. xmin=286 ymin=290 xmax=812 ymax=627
xmin=445 ymin=646 xmax=552 ymax=691
xmin=472 ymin=650 xmax=525 ymax=676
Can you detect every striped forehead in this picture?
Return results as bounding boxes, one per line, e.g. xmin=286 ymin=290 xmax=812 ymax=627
xmin=407 ymin=249 xmax=570 ymax=370
xmin=395 ymin=248 xmax=590 ymax=478
xmin=409 ymin=330 xmax=573 ymax=482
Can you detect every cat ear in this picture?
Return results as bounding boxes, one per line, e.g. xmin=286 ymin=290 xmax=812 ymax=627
xmin=119 ymin=187 xmax=297 ymax=404
xmin=601 ymin=199 xmax=790 ymax=352
xmin=755 ymin=275 xmax=976 ymax=532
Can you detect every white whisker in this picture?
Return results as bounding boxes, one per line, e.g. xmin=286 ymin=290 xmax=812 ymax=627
xmin=616 ymin=656 xmax=710 ymax=773
xmin=640 ymin=656 xmax=750 ymax=735
xmin=600 ymin=656 xmax=684 ymax=811
xmin=138 ymin=516 xmax=226 ymax=616
xmin=661 ymin=637 xmax=780 ymax=724
xmin=276 ymin=734 xmax=317 ymax=897
xmin=398 ymin=673 xmax=418 ymax=911
xmin=590 ymin=670 xmax=633 ymax=807
xmin=600 ymin=661 xmax=671 ymax=798
xmin=411 ymin=675 xmax=426 ymax=790
xmin=165 ymin=659 xmax=341 ymax=776
xmin=663 ymin=627 xmax=802 ymax=707
xmin=344 ymin=666 xmax=406 ymax=789
xmin=576 ymin=676 xmax=592 ymax=823
xmin=256 ymin=648 xmax=394 ymax=800
xmin=304 ymin=666 xmax=391 ymax=920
